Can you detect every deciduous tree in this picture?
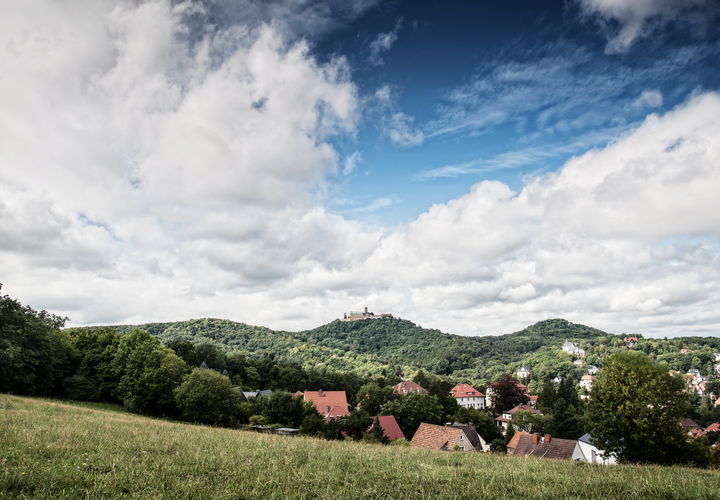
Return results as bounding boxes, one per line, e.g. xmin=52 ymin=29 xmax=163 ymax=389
xmin=587 ymin=351 xmax=698 ymax=465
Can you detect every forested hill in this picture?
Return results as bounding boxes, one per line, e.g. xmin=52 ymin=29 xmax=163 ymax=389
xmin=296 ymin=318 xmax=608 ymax=375
xmin=103 ymin=317 xmax=617 ymax=383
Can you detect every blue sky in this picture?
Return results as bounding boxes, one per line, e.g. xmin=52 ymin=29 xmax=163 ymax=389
xmin=1 ymin=0 xmax=720 ymax=337
xmin=316 ymin=1 xmax=720 ymax=225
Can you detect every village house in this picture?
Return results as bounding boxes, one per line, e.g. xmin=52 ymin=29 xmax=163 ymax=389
xmin=241 ymin=389 xmax=273 ymax=401
xmin=393 ymin=381 xmax=428 ymax=395
xmin=528 ymin=395 xmax=538 ymax=409
xmin=302 ymin=390 xmax=350 ymax=421
xmin=507 ymin=432 xmax=581 ymax=460
xmin=681 ymin=418 xmax=704 ymax=438
xmin=516 ymin=366 xmax=532 ymax=379
xmin=410 ymin=423 xmax=477 ymax=452
xmin=562 ymin=340 xmax=585 ymax=358
xmin=579 ymin=375 xmax=596 ymax=392
xmin=450 ymin=383 xmax=485 ymax=409
xmin=495 ymin=404 xmax=540 ymax=435
xmin=624 ymin=337 xmax=639 ymax=348
xmin=587 ymin=365 xmax=599 ymax=375
xmin=575 ymin=433 xmax=617 ymax=464
xmin=705 ymin=423 xmax=720 ymax=434
xmin=447 ymin=423 xmax=491 ymax=451
xmin=341 ymin=306 xmax=393 ymax=321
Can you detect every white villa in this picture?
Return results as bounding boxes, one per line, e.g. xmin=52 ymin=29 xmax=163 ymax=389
xmin=450 ymin=383 xmax=485 ymax=409
xmin=562 ymin=341 xmax=585 ymax=358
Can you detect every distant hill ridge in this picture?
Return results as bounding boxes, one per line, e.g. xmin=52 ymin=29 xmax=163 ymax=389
xmin=98 ymin=317 xmax=613 ymax=381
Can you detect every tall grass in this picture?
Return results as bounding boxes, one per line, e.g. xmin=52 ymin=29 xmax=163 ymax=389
xmin=1 ymin=395 xmax=718 ymax=499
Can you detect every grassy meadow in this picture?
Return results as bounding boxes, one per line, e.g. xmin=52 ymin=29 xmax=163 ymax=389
xmin=1 ymin=395 xmax=719 ymax=499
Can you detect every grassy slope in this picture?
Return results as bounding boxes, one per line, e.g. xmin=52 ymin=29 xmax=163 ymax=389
xmin=2 ymin=395 xmax=719 ymax=499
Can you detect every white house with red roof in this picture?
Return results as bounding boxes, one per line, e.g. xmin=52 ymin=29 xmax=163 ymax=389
xmin=303 ymin=390 xmax=350 ymax=421
xmin=450 ymin=383 xmax=485 ymax=409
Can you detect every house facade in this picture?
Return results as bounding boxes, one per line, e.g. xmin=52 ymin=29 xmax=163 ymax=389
xmin=562 ymin=340 xmax=585 ymax=358
xmin=579 ymin=375 xmax=596 ymax=392
xmin=450 ymin=383 xmax=485 ymax=409
xmin=575 ymin=433 xmax=617 ymax=465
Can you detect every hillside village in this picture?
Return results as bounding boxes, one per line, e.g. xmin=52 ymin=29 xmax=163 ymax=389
xmin=3 ymin=293 xmax=720 ymax=469
xmin=240 ymin=357 xmax=720 ymax=465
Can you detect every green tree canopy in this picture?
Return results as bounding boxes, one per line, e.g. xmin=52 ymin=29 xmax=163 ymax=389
xmin=380 ymin=393 xmax=443 ymax=438
xmin=174 ymin=368 xmax=242 ymax=426
xmin=355 ymin=383 xmax=397 ymax=416
xmin=258 ymin=391 xmax=306 ymax=427
xmin=489 ymin=374 xmax=529 ymax=414
xmin=112 ymin=329 xmax=189 ymax=416
xmin=0 ymin=294 xmax=75 ymax=396
xmin=586 ymin=351 xmax=697 ymax=465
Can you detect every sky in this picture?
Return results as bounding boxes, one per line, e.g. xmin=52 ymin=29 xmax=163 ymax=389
xmin=1 ymin=0 xmax=720 ymax=337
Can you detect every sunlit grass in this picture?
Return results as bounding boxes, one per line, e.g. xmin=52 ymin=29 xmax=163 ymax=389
xmin=1 ymin=394 xmax=718 ymax=499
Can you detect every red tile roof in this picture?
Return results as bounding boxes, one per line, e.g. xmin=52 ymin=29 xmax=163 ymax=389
xmin=705 ymin=423 xmax=720 ymax=433
xmin=372 ymin=415 xmax=405 ymax=441
xmin=410 ymin=423 xmax=465 ymax=451
xmin=303 ymin=391 xmax=350 ymax=420
xmin=509 ymin=404 xmax=540 ymax=415
xmin=680 ymin=418 xmax=701 ymax=429
xmin=393 ymin=381 xmax=428 ymax=395
xmin=508 ymin=432 xmax=577 ymax=460
xmin=450 ymin=383 xmax=484 ymax=398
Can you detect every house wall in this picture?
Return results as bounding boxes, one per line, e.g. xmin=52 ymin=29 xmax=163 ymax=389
xmin=457 ymin=396 xmax=485 ymax=409
xmin=455 ymin=432 xmax=475 ymax=451
xmin=577 ymin=441 xmax=617 ymax=465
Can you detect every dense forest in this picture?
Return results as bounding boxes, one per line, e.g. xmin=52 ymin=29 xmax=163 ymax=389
xmin=104 ymin=316 xmax=720 ymax=390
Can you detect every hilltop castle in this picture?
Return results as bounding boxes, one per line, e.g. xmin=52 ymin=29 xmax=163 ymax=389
xmin=341 ymin=306 xmax=393 ymax=322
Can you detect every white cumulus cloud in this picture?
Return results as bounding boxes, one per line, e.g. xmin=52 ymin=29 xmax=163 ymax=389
xmin=1 ymin=1 xmax=720 ymax=339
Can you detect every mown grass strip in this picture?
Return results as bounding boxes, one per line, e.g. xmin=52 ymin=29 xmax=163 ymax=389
xmin=1 ymin=395 xmax=719 ymax=499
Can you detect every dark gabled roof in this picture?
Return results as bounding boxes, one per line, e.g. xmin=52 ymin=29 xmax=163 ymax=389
xmin=509 ymin=432 xmax=577 ymax=460
xmin=578 ymin=433 xmax=593 ymax=445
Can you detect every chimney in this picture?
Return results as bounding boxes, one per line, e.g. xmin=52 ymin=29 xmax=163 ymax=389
xmin=544 ymin=434 xmax=552 ymax=443
xmin=364 ymin=306 xmax=368 ymax=313
xmin=531 ymin=434 xmax=540 ymax=445
xmin=318 ymin=389 xmax=324 ymax=397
